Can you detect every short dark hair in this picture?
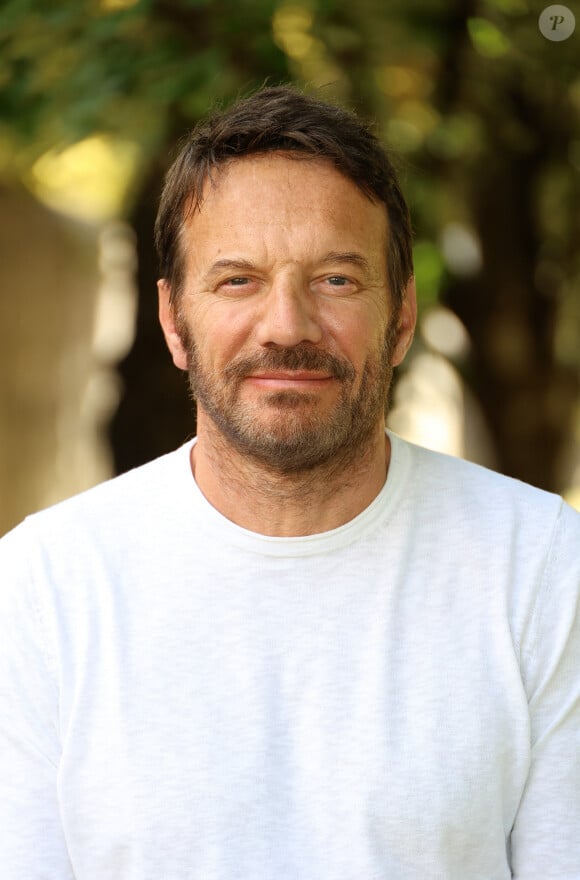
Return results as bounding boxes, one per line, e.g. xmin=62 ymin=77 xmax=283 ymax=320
xmin=155 ymin=85 xmax=414 ymax=309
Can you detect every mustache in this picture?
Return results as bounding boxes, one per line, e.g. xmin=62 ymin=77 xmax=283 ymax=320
xmin=223 ymin=345 xmax=356 ymax=382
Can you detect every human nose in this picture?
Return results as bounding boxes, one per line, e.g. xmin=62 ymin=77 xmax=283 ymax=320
xmin=255 ymin=272 xmax=323 ymax=347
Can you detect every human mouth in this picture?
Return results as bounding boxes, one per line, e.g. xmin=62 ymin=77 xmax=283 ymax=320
xmin=245 ymin=371 xmax=335 ymax=388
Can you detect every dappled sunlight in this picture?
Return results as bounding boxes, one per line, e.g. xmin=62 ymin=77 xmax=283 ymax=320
xmin=389 ymin=307 xmax=493 ymax=466
xmin=28 ymin=135 xmax=140 ymax=222
xmin=272 ymin=3 xmax=344 ymax=91
xmin=421 ymin=306 xmax=471 ymax=360
xmin=389 ymin=351 xmax=468 ymax=460
xmin=0 ymin=0 xmax=578 ymax=519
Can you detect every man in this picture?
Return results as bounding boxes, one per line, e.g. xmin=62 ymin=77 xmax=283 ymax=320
xmin=0 ymin=86 xmax=579 ymax=879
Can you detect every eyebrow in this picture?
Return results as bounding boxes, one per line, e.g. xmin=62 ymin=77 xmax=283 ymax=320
xmin=203 ymin=259 xmax=257 ymax=282
xmin=320 ymin=251 xmax=373 ymax=275
xmin=204 ymin=252 xmax=374 ymax=280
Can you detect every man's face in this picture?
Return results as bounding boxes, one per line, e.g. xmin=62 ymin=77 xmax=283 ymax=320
xmin=159 ymin=153 xmax=415 ymax=473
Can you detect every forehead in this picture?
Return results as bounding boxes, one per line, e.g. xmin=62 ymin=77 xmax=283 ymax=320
xmin=182 ymin=154 xmax=389 ymax=267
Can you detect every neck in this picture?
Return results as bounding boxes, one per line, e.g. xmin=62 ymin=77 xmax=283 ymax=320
xmin=190 ymin=419 xmax=390 ymax=537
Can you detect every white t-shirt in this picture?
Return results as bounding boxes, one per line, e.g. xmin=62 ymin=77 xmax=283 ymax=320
xmin=1 ymin=433 xmax=579 ymax=880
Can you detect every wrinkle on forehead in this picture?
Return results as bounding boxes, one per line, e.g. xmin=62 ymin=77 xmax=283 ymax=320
xmin=192 ymin=152 xmax=384 ymax=223
xmin=180 ymin=153 xmax=390 ymax=284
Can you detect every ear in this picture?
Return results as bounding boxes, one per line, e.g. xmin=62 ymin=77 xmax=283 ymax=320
xmin=158 ymin=279 xmax=188 ymax=371
xmin=391 ymin=276 xmax=417 ymax=367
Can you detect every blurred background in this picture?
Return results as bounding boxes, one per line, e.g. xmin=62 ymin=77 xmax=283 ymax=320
xmin=1 ymin=0 xmax=579 ymax=536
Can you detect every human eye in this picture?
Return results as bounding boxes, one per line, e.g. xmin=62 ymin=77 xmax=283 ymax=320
xmin=317 ymin=273 xmax=357 ymax=294
xmin=217 ymin=275 xmax=259 ymax=295
xmin=327 ymin=275 xmax=350 ymax=287
xmin=225 ymin=276 xmax=251 ymax=286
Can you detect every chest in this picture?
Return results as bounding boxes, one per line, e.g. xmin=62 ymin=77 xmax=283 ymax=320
xmin=56 ymin=564 xmax=528 ymax=878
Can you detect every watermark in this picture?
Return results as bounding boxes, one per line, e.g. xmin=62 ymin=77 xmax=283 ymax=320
xmin=538 ymin=5 xmax=576 ymax=41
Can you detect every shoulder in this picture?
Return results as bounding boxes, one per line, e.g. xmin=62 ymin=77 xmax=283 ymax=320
xmin=0 ymin=442 xmax=194 ymax=566
xmin=390 ymin=434 xmax=580 ymax=659
xmin=391 ymin=432 xmax=570 ymax=529
xmin=390 ymin=432 xmax=579 ymax=589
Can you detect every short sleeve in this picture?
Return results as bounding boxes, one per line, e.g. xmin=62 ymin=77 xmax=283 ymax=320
xmin=0 ymin=523 xmax=75 ymax=879
xmin=510 ymin=501 xmax=580 ymax=879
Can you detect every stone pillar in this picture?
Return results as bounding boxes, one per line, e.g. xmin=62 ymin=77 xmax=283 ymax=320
xmin=0 ymin=186 xmax=134 ymax=536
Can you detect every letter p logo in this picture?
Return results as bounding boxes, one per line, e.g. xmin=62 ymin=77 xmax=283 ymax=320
xmin=539 ymin=5 xmax=576 ymax=40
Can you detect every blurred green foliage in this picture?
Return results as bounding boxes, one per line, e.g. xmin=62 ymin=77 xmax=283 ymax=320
xmin=1 ymin=0 xmax=579 ymax=489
